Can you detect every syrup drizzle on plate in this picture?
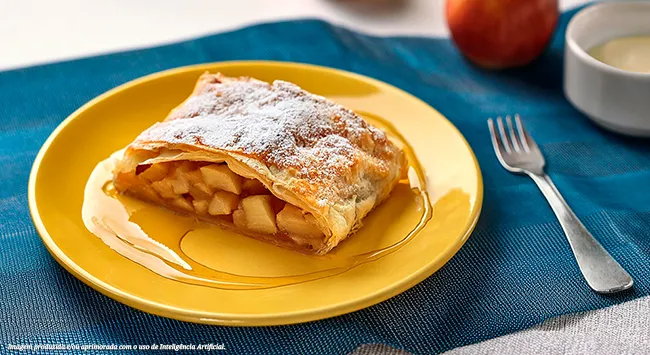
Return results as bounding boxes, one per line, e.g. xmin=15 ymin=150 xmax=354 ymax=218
xmin=82 ymin=117 xmax=431 ymax=290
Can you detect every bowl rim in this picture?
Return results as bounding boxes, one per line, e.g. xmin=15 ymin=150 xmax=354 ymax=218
xmin=565 ymin=1 xmax=650 ymax=79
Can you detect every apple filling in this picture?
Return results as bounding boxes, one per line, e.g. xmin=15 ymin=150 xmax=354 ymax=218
xmin=115 ymin=160 xmax=325 ymax=251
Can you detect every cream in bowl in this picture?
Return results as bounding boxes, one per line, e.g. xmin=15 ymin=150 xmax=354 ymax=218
xmin=564 ymin=2 xmax=650 ymax=136
xmin=589 ymin=36 xmax=650 ymax=74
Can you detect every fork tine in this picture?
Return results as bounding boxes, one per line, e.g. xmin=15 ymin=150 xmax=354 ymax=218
xmin=514 ymin=114 xmax=530 ymax=152
xmin=506 ymin=115 xmax=521 ymax=152
xmin=496 ymin=116 xmax=512 ymax=154
xmin=488 ymin=118 xmax=509 ymax=160
xmin=515 ymin=114 xmax=539 ymax=152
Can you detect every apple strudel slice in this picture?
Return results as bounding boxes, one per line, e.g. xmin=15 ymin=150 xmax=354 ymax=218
xmin=113 ymin=73 xmax=407 ymax=255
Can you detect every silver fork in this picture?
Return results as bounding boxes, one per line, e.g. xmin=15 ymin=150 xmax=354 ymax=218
xmin=488 ymin=115 xmax=633 ymax=294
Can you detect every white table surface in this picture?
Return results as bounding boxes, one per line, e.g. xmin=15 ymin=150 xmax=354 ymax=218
xmin=8 ymin=1 xmax=647 ymax=354
xmin=1 ymin=0 xmax=587 ymax=71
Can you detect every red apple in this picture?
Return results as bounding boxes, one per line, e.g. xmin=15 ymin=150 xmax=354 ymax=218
xmin=446 ymin=0 xmax=559 ymax=69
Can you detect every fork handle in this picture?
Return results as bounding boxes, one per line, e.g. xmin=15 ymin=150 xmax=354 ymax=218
xmin=527 ymin=172 xmax=633 ymax=294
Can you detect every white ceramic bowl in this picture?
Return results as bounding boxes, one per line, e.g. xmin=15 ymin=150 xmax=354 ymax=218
xmin=564 ymin=1 xmax=650 ymax=136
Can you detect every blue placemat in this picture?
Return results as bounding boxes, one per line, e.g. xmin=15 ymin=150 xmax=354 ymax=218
xmin=2 ymin=7 xmax=650 ymax=355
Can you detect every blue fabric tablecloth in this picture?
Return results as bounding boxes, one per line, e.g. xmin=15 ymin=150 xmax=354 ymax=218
xmin=2 ymin=8 xmax=650 ymax=355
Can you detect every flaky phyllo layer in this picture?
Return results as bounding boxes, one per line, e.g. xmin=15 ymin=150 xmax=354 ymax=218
xmin=113 ymin=73 xmax=407 ymax=255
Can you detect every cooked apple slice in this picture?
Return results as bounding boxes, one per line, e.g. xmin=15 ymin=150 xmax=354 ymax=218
xmin=233 ymin=208 xmax=247 ymax=229
xmin=192 ymin=200 xmax=209 ymax=215
xmin=208 ymin=191 xmax=240 ymax=215
xmin=182 ymin=170 xmax=204 ymax=185
xmin=304 ymin=214 xmax=319 ymax=226
xmin=170 ymin=178 xmax=190 ymax=194
xmin=115 ymin=172 xmax=141 ymax=191
xmin=150 ymin=179 xmax=177 ymax=199
xmin=188 ymin=182 xmax=213 ymax=200
xmin=200 ymin=164 xmax=242 ymax=194
xmin=171 ymin=197 xmax=194 ymax=212
xmin=242 ymin=178 xmax=268 ymax=195
xmin=174 ymin=161 xmax=195 ymax=173
xmin=131 ymin=184 xmax=160 ymax=202
xmin=138 ymin=163 xmax=168 ymax=182
xmin=173 ymin=162 xmax=203 ymax=183
xmin=277 ymin=204 xmax=322 ymax=237
xmin=241 ymin=195 xmax=277 ymax=233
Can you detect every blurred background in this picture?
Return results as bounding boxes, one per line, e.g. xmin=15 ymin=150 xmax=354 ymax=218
xmin=1 ymin=0 xmax=590 ymax=71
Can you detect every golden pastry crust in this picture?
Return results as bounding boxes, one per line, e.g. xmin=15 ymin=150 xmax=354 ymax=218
xmin=114 ymin=73 xmax=407 ymax=254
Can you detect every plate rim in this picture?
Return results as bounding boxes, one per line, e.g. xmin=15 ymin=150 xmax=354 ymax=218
xmin=28 ymin=60 xmax=483 ymax=326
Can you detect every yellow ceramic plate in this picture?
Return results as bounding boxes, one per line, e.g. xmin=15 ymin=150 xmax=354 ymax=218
xmin=29 ymin=61 xmax=482 ymax=326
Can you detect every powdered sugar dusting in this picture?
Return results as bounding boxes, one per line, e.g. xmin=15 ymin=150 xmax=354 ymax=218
xmin=134 ymin=73 xmax=401 ymax=205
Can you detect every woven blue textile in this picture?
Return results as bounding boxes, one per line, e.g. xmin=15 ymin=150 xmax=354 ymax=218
xmin=2 ymin=8 xmax=650 ymax=354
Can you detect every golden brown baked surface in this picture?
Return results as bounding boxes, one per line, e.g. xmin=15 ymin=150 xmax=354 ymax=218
xmin=113 ymin=73 xmax=407 ymax=255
